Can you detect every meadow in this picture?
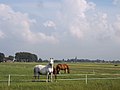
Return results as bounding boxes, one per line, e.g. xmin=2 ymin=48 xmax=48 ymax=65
xmin=0 ymin=62 xmax=120 ymax=90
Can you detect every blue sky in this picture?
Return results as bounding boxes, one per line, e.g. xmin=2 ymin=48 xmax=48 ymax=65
xmin=0 ymin=0 xmax=120 ymax=60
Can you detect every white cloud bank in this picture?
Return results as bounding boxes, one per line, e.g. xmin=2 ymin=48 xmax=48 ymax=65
xmin=1 ymin=0 xmax=120 ymax=44
xmin=58 ymin=0 xmax=120 ymax=43
xmin=0 ymin=4 xmax=58 ymax=44
xmin=1 ymin=0 xmax=120 ymax=59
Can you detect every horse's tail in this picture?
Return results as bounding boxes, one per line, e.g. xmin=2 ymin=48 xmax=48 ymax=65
xmin=33 ymin=67 xmax=38 ymax=79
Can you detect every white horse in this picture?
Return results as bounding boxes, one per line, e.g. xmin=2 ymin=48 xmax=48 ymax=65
xmin=34 ymin=58 xmax=55 ymax=82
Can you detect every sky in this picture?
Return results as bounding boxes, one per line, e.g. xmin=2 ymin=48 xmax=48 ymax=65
xmin=0 ymin=0 xmax=120 ymax=60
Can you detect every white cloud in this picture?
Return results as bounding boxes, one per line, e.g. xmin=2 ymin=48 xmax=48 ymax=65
xmin=70 ymin=26 xmax=83 ymax=39
xmin=43 ymin=20 xmax=56 ymax=29
xmin=0 ymin=30 xmax=5 ymax=39
xmin=62 ymin=0 xmax=95 ymax=19
xmin=59 ymin=0 xmax=119 ymax=42
xmin=89 ymin=13 xmax=111 ymax=40
xmin=113 ymin=15 xmax=120 ymax=41
xmin=0 ymin=4 xmax=58 ymax=44
xmin=22 ymin=31 xmax=58 ymax=44
xmin=60 ymin=0 xmax=95 ymax=39
xmin=113 ymin=0 xmax=120 ymax=5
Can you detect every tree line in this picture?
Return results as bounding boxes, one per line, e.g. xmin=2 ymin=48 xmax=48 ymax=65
xmin=0 ymin=52 xmax=38 ymax=62
xmin=0 ymin=52 xmax=5 ymax=62
xmin=0 ymin=52 xmax=120 ymax=63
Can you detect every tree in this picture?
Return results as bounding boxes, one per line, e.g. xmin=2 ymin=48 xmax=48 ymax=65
xmin=38 ymin=58 xmax=42 ymax=62
xmin=7 ymin=55 xmax=14 ymax=61
xmin=0 ymin=52 xmax=5 ymax=62
xmin=15 ymin=52 xmax=38 ymax=62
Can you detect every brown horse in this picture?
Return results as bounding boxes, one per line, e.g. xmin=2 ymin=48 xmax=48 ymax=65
xmin=56 ymin=64 xmax=70 ymax=74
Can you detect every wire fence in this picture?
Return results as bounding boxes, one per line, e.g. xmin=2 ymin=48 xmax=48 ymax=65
xmin=0 ymin=73 xmax=120 ymax=86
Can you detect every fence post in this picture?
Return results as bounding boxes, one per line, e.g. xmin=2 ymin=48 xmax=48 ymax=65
xmin=93 ymin=69 xmax=95 ymax=74
xmin=85 ymin=74 xmax=87 ymax=84
xmin=8 ymin=74 xmax=10 ymax=86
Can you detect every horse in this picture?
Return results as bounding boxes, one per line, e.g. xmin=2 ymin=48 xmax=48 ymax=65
xmin=56 ymin=64 xmax=70 ymax=74
xmin=33 ymin=58 xmax=57 ymax=82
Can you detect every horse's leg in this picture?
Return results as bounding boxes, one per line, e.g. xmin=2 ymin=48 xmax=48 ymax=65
xmin=48 ymin=74 xmax=50 ymax=82
xmin=33 ymin=72 xmax=37 ymax=81
xmin=64 ymin=69 xmax=66 ymax=73
xmin=38 ymin=74 xmax=40 ymax=79
xmin=54 ymin=74 xmax=57 ymax=82
xmin=34 ymin=75 xmax=36 ymax=79
xmin=58 ymin=69 xmax=61 ymax=74
xmin=33 ymin=75 xmax=36 ymax=82
xmin=46 ymin=73 xmax=49 ymax=82
xmin=66 ymin=69 xmax=68 ymax=73
xmin=67 ymin=67 xmax=70 ymax=73
xmin=33 ymin=73 xmax=36 ymax=79
xmin=34 ymin=68 xmax=36 ymax=80
xmin=51 ymin=73 xmax=53 ymax=82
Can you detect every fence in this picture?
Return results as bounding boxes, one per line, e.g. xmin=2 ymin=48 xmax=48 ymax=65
xmin=1 ymin=73 xmax=120 ymax=86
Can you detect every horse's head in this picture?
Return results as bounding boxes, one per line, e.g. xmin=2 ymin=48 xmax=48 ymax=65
xmin=49 ymin=58 xmax=54 ymax=66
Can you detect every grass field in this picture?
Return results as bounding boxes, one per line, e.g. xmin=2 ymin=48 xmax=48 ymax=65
xmin=0 ymin=62 xmax=120 ymax=90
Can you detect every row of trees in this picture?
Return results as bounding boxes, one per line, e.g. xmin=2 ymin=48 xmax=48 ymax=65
xmin=0 ymin=52 xmax=120 ymax=63
xmin=15 ymin=52 xmax=38 ymax=62
xmin=66 ymin=58 xmax=120 ymax=63
xmin=0 ymin=53 xmax=5 ymax=62
xmin=0 ymin=52 xmax=38 ymax=62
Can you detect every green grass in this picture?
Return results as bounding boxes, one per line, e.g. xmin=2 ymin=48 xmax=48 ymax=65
xmin=0 ymin=62 xmax=120 ymax=90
